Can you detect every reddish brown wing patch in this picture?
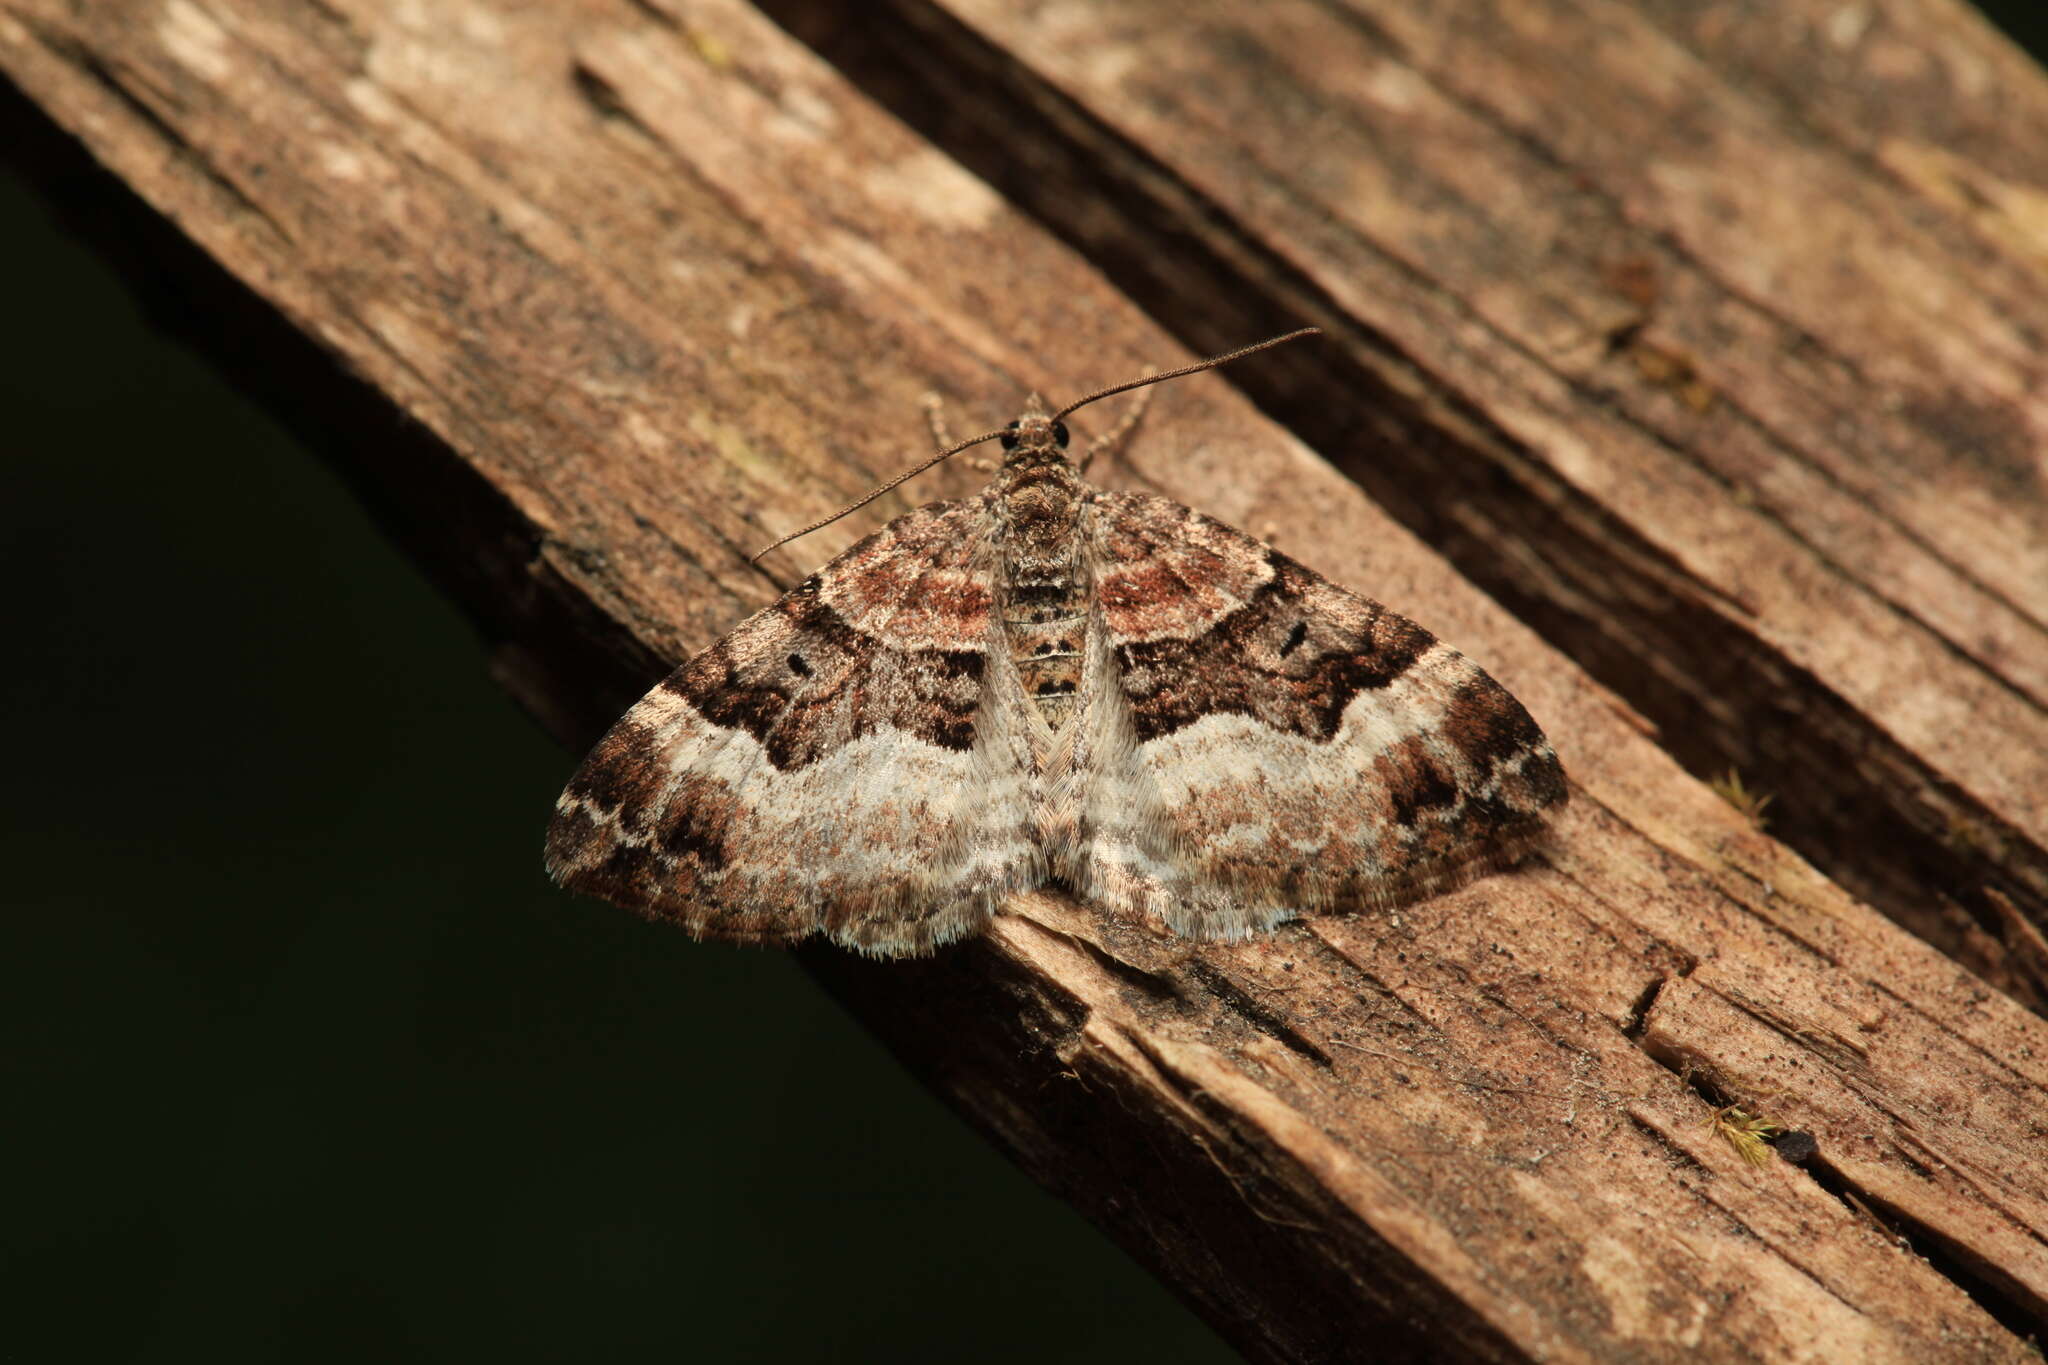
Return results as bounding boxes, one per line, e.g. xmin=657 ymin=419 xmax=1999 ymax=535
xmin=811 ymin=498 xmax=995 ymax=651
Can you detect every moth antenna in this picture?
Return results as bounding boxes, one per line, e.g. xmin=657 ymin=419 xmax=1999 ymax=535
xmin=749 ymin=424 xmax=1010 ymax=565
xmin=1051 ymin=326 xmax=1322 ymax=423
xmin=749 ymin=326 xmax=1321 ymax=564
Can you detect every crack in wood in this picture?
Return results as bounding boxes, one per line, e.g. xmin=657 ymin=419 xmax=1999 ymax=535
xmin=1184 ymin=960 xmax=1336 ymax=1071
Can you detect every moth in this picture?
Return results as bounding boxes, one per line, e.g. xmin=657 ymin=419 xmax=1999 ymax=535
xmin=547 ymin=330 xmax=1566 ymax=956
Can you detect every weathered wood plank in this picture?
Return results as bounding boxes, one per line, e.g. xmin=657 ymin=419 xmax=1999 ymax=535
xmin=3 ymin=0 xmax=2043 ymax=1357
xmin=761 ymin=0 xmax=2048 ymax=1007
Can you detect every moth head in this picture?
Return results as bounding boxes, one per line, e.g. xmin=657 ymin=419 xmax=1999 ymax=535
xmin=747 ymin=328 xmax=1321 ymax=565
xmin=997 ymin=399 xmax=1072 ymax=466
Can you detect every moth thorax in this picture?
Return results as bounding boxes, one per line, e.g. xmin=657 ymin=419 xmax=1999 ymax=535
xmin=997 ymin=463 xmax=1081 ymax=553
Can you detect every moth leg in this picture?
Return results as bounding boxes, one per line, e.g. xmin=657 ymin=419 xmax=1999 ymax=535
xmin=920 ymin=390 xmax=954 ymax=453
xmin=924 ymin=391 xmax=996 ymax=473
xmin=1078 ymin=385 xmax=1153 ymax=474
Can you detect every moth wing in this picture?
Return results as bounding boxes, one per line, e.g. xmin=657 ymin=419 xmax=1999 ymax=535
xmin=1072 ymin=491 xmax=1566 ymax=938
xmin=546 ymin=499 xmax=1041 ymax=956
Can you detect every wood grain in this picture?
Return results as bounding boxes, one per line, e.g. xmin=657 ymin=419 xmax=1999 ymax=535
xmin=762 ymin=0 xmax=2048 ymax=1003
xmin=4 ymin=0 xmax=2044 ymax=1356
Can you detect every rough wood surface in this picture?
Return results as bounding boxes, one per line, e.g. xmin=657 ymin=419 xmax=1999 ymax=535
xmin=764 ymin=0 xmax=2048 ymax=1012
xmin=4 ymin=0 xmax=2044 ymax=1358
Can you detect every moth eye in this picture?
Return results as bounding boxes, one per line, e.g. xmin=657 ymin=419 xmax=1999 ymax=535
xmin=1052 ymin=421 xmax=1070 ymax=448
xmin=999 ymin=421 xmax=1019 ymax=451
xmin=787 ymin=653 xmax=813 ymax=677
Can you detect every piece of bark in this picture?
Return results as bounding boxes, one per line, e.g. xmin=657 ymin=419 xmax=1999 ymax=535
xmin=760 ymin=0 xmax=2048 ymax=1003
xmin=4 ymin=0 xmax=2045 ymax=1359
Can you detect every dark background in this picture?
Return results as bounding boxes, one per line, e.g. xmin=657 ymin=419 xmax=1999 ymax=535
xmin=5 ymin=7 xmax=2045 ymax=1362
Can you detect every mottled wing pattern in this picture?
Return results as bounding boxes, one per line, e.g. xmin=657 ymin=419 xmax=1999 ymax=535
xmin=1073 ymin=491 xmax=1567 ymax=938
xmin=546 ymin=499 xmax=1041 ymax=956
